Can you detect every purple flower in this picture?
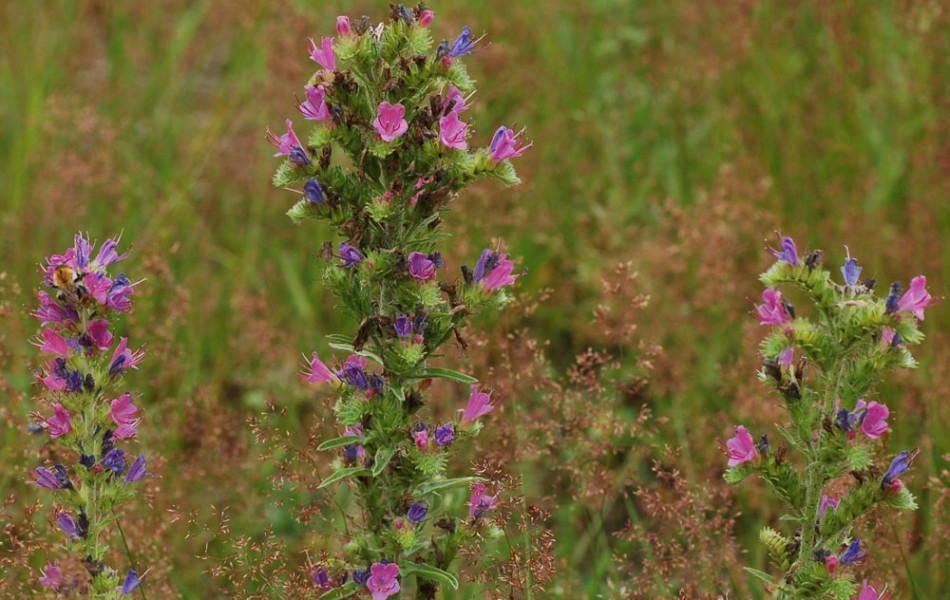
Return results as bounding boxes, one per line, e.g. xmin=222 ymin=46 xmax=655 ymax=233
xmin=769 ymin=234 xmax=799 ymax=265
xmin=353 ymin=570 xmax=369 ymax=585
xmin=58 ymin=513 xmax=79 ymax=540
xmin=778 ymin=346 xmax=794 ymax=370
xmin=489 ymin=126 xmax=532 ymax=162
xmin=120 ymin=569 xmax=141 ymax=596
xmin=92 ymin=236 xmax=128 ymax=270
xmin=38 ymin=561 xmax=64 ymax=590
xmin=898 ymin=275 xmax=936 ymax=320
xmin=106 ymin=273 xmax=136 ymax=312
xmin=408 ymin=252 xmax=437 ymax=280
xmin=882 ymin=449 xmax=918 ymax=489
xmin=32 ymin=327 xmax=71 ymax=357
xmin=840 ymin=538 xmax=865 ymax=564
xmin=30 ymin=467 xmax=62 ymax=490
xmin=884 ymin=283 xmax=901 ymax=316
xmin=394 ymin=314 xmax=411 ymax=338
xmin=439 ymin=111 xmax=468 ymax=150
xmin=724 ymin=425 xmax=757 ymax=466
xmin=434 ymin=423 xmax=454 ymax=446
xmin=339 ymin=242 xmax=363 ymax=268
xmin=858 ymin=581 xmax=891 ymax=600
xmin=74 ymin=233 xmax=92 ymax=269
xmin=32 ymin=291 xmax=77 ymax=326
xmin=312 ymin=568 xmax=332 ymax=590
xmin=756 ymin=289 xmax=788 ymax=325
xmin=468 ymin=481 xmax=497 ymax=520
xmin=103 ymin=448 xmax=127 ymax=475
xmin=819 ymin=494 xmax=839 ymax=522
xmin=366 ymin=562 xmax=400 ymax=600
xmin=443 ymin=84 xmax=474 ymax=115
xmin=341 ymin=358 xmax=368 ymax=389
xmin=298 ymin=85 xmax=331 ymax=122
xmin=373 ymin=102 xmax=409 ymax=142
xmin=448 ymin=26 xmax=483 ymax=58
xmin=304 ymin=178 xmax=325 ymax=204
xmin=841 ymin=257 xmax=862 ymax=286
xmin=126 ymin=455 xmax=147 ymax=483
xmin=308 ymin=37 xmax=335 ymax=71
xmin=881 ymin=325 xmax=902 ymax=349
xmin=343 ymin=424 xmax=367 ymax=462
xmin=407 ymin=502 xmax=427 ymax=523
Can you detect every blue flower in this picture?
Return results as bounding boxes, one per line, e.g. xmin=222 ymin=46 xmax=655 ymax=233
xmin=407 ymin=502 xmax=427 ymax=524
xmin=841 ymin=257 xmax=862 ymax=286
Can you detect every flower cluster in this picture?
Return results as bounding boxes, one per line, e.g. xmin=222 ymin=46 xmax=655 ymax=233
xmin=724 ymin=233 xmax=929 ymax=599
xmin=268 ymin=4 xmax=530 ymax=597
xmin=28 ymin=233 xmax=149 ymax=597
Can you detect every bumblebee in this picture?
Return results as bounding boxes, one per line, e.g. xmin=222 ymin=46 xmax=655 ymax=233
xmin=51 ymin=265 xmax=87 ymax=310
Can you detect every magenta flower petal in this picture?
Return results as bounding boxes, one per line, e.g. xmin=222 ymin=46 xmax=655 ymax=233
xmin=860 ymin=401 xmax=890 ymax=439
xmin=88 ymin=318 xmax=114 ymax=351
xmin=489 ymin=125 xmax=532 ymax=162
xmin=463 ymin=384 xmax=495 ymax=423
xmin=302 ymin=351 xmax=336 ymax=383
xmin=439 ymin=111 xmax=468 ymax=149
xmin=298 ymin=85 xmax=331 ymax=122
xmin=898 ymin=275 xmax=936 ymax=320
xmin=46 ymin=404 xmax=73 ymax=438
xmin=366 ymin=562 xmax=400 ymax=600
xmin=336 ymin=16 xmax=351 ymax=37
xmin=756 ymin=289 xmax=788 ymax=325
xmin=308 ymin=37 xmax=336 ymax=71
xmin=373 ymin=102 xmax=409 ymax=142
xmin=725 ymin=425 xmax=757 ymax=466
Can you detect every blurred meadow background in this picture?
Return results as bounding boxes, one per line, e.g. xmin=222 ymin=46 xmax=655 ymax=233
xmin=2 ymin=0 xmax=950 ymax=597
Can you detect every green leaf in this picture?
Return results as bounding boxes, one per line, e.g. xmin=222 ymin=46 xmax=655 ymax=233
xmin=326 ymin=334 xmax=354 ymax=345
xmin=317 ymin=436 xmax=368 ymax=452
xmin=401 ymin=562 xmax=459 ymax=590
xmin=328 ymin=342 xmax=383 ymax=365
xmin=414 ymin=476 xmax=482 ymax=495
xmin=743 ymin=567 xmax=774 ymax=585
xmin=372 ymin=446 xmax=395 ymax=476
xmin=415 ymin=367 xmax=477 ymax=384
xmin=318 ymin=467 xmax=370 ymax=489
xmin=778 ymin=513 xmax=804 ymax=522
xmin=319 ymin=582 xmax=360 ymax=600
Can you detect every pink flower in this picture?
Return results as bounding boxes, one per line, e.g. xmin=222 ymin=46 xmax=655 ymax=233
xmin=366 ymin=562 xmax=400 ymax=600
xmin=111 ymin=393 xmax=141 ymax=425
xmin=411 ymin=175 xmax=434 ymax=207
xmin=778 ymin=346 xmax=794 ymax=370
xmin=37 ymin=359 xmax=67 ymax=391
xmin=46 ymin=404 xmax=72 ymax=438
xmin=881 ymin=325 xmax=896 ymax=348
xmin=439 ymin=111 xmax=468 ymax=150
xmin=482 ymin=254 xmax=522 ymax=290
xmin=858 ymin=581 xmax=891 ymax=600
xmin=489 ymin=125 xmax=532 ymax=162
xmin=462 ymin=384 xmax=495 ymax=423
xmin=88 ymin=319 xmax=114 ymax=351
xmin=898 ymin=275 xmax=936 ymax=320
xmin=408 ymin=252 xmax=437 ymax=280
xmin=443 ymin=84 xmax=474 ymax=114
xmin=756 ymin=289 xmax=788 ymax=325
xmin=302 ymin=351 xmax=335 ymax=383
xmin=336 ymin=16 xmax=351 ymax=37
xmin=113 ymin=422 xmax=139 ymax=440
xmin=32 ymin=328 xmax=71 ymax=357
xmin=109 ymin=337 xmax=145 ymax=375
xmin=374 ymin=102 xmax=409 ymax=142
xmin=308 ymin=37 xmax=335 ymax=71
xmin=414 ymin=430 xmax=429 ymax=450
xmin=469 ymin=481 xmax=497 ymax=519
xmin=725 ymin=425 xmax=757 ymax=466
xmin=39 ymin=561 xmax=64 ymax=590
xmin=419 ymin=9 xmax=435 ymax=27
xmin=819 ymin=494 xmax=839 ymax=520
xmin=298 ymin=85 xmax=331 ymax=122
xmin=32 ymin=291 xmax=74 ymax=326
xmin=266 ymin=120 xmax=310 ymax=165
xmin=860 ymin=401 xmax=889 ymax=439
xmin=825 ymin=555 xmax=839 ymax=573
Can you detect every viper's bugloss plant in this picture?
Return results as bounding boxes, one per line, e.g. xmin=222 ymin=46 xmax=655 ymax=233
xmin=268 ymin=4 xmax=529 ymax=598
xmin=29 ymin=233 xmax=148 ymax=598
xmin=724 ymin=233 xmax=933 ymax=600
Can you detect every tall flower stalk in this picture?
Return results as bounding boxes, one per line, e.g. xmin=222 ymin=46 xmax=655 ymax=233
xmin=30 ymin=233 xmax=148 ymax=598
xmin=268 ymin=4 xmax=529 ymax=599
xmin=724 ymin=234 xmax=930 ymax=599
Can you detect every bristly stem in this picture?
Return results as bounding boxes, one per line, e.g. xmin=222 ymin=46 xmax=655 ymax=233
xmin=114 ymin=509 xmax=148 ymax=600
